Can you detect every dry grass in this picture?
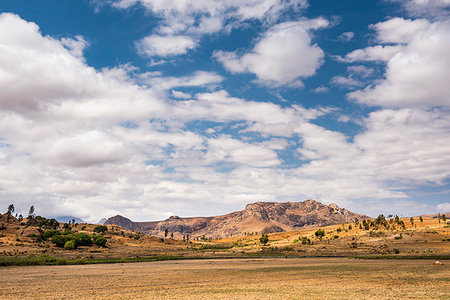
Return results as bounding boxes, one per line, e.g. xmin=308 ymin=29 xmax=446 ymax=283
xmin=0 ymin=257 xmax=448 ymax=299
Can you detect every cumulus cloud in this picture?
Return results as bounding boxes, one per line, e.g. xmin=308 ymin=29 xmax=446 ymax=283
xmin=135 ymin=34 xmax=197 ymax=57
xmin=1 ymin=12 xmax=450 ymax=221
xmin=437 ymin=202 xmax=450 ymax=213
xmin=337 ymin=45 xmax=403 ymax=62
xmin=370 ymin=17 xmax=430 ymax=43
xmin=214 ymin=19 xmax=328 ymax=87
xmin=395 ymin=0 xmax=450 ymax=17
xmin=349 ymin=20 xmax=450 ymax=108
xmin=337 ymin=31 xmax=354 ymax=42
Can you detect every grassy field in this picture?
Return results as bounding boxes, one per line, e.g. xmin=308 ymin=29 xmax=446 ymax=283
xmin=0 ymin=257 xmax=448 ymax=299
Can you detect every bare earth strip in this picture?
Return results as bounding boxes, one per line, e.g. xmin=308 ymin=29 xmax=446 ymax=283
xmin=0 ymin=258 xmax=448 ymax=299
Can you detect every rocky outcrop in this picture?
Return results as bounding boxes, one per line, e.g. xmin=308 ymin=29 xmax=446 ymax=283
xmin=104 ymin=215 xmax=142 ymax=232
xmin=104 ymin=200 xmax=369 ymax=238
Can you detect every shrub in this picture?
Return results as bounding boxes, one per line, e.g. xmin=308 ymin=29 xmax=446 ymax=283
xmin=259 ymin=234 xmax=269 ymax=245
xmin=393 ymin=248 xmax=400 ymax=254
xmin=43 ymin=230 xmax=61 ymax=240
xmin=333 ymin=235 xmax=339 ymax=239
xmin=94 ymin=225 xmax=107 ymax=234
xmin=93 ymin=235 xmax=107 ymax=247
xmin=315 ymin=229 xmax=325 ymax=239
xmin=76 ymin=233 xmax=92 ymax=246
xmin=51 ymin=235 xmax=68 ymax=247
xmin=64 ymin=240 xmax=76 ymax=250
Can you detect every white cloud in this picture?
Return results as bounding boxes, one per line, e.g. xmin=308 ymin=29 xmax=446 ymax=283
xmin=312 ymin=86 xmax=329 ymax=93
xmin=347 ymin=65 xmax=374 ymax=78
xmin=1 ymin=13 xmax=450 ymax=222
xmin=338 ymin=45 xmax=403 ymax=62
xmin=338 ymin=31 xmax=354 ymax=42
xmin=396 ymin=0 xmax=450 ymax=17
xmin=214 ymin=19 xmax=328 ymax=87
xmin=370 ymin=17 xmax=430 ymax=44
xmin=349 ymin=20 xmax=450 ymax=108
xmin=135 ymin=34 xmax=197 ymax=57
xmin=144 ymin=71 xmax=224 ymax=92
xmin=171 ymin=90 xmax=192 ymax=99
xmin=330 ymin=76 xmax=364 ymax=88
xmin=437 ymin=202 xmax=450 ymax=213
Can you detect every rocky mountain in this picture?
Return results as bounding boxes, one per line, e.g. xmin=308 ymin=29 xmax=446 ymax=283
xmin=104 ymin=199 xmax=369 ymax=238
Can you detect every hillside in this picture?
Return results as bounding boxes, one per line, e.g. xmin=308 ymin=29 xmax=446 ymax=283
xmin=105 ymin=199 xmax=369 ymax=238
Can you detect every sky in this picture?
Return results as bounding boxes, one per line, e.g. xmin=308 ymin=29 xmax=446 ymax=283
xmin=0 ymin=0 xmax=449 ymax=222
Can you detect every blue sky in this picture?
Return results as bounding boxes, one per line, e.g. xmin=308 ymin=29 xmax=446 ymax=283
xmin=0 ymin=0 xmax=449 ymax=222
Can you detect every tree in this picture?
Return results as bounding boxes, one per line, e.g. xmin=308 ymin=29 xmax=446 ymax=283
xmin=93 ymin=235 xmax=107 ymax=247
xmin=164 ymin=228 xmax=168 ymax=238
xmin=64 ymin=240 xmax=76 ymax=250
xmin=170 ymin=232 xmax=174 ymax=239
xmin=443 ymin=214 xmax=447 ymax=223
xmin=7 ymin=204 xmax=14 ymax=215
xmin=315 ymin=229 xmax=325 ymax=239
xmin=28 ymin=205 xmax=35 ymax=219
xmin=438 ymin=213 xmax=441 ymax=223
xmin=419 ymin=216 xmax=423 ymax=223
xmin=94 ymin=225 xmax=107 ymax=234
xmin=410 ymin=217 xmax=414 ymax=225
xmin=260 ymin=233 xmax=269 ymax=245
xmin=18 ymin=214 xmax=23 ymax=222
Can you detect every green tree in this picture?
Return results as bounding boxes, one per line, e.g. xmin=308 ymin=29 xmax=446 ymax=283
xmin=410 ymin=217 xmax=414 ymax=225
xmin=18 ymin=214 xmax=23 ymax=222
xmin=419 ymin=216 xmax=423 ymax=223
xmin=315 ymin=229 xmax=325 ymax=239
xmin=443 ymin=214 xmax=447 ymax=223
xmin=164 ymin=228 xmax=168 ymax=238
xmin=7 ymin=204 xmax=14 ymax=215
xmin=64 ymin=240 xmax=76 ymax=250
xmin=94 ymin=225 xmax=107 ymax=234
xmin=93 ymin=235 xmax=107 ymax=247
xmin=259 ymin=233 xmax=269 ymax=245
xmin=28 ymin=205 xmax=35 ymax=219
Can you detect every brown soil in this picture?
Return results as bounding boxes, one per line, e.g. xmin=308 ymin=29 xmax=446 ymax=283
xmin=0 ymin=257 xmax=448 ymax=299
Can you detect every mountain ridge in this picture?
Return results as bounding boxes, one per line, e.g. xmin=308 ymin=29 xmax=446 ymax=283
xmin=104 ymin=199 xmax=369 ymax=238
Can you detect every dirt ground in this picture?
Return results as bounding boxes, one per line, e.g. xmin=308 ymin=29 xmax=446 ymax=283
xmin=0 ymin=257 xmax=448 ymax=299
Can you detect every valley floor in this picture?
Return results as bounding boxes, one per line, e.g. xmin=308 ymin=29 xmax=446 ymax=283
xmin=0 ymin=257 xmax=448 ymax=299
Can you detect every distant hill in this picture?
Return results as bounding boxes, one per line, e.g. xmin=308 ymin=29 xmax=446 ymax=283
xmin=53 ymin=216 xmax=84 ymax=223
xmin=105 ymin=199 xmax=369 ymax=238
xmin=96 ymin=218 xmax=107 ymax=225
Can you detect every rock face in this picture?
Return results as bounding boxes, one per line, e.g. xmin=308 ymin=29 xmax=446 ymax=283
xmin=104 ymin=215 xmax=142 ymax=232
xmin=104 ymin=199 xmax=369 ymax=238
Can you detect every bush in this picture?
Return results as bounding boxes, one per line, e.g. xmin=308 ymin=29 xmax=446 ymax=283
xmin=259 ymin=234 xmax=269 ymax=245
xmin=93 ymin=235 xmax=107 ymax=247
xmin=315 ymin=229 xmax=325 ymax=239
xmin=51 ymin=235 xmax=67 ymax=247
xmin=94 ymin=225 xmax=107 ymax=234
xmin=64 ymin=240 xmax=76 ymax=250
xmin=43 ymin=230 xmax=61 ymax=240
xmin=76 ymin=233 xmax=92 ymax=246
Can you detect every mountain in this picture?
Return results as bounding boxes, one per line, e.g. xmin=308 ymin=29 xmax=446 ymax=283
xmin=104 ymin=199 xmax=369 ymax=238
xmin=96 ymin=218 xmax=107 ymax=225
xmin=54 ymin=216 xmax=84 ymax=223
